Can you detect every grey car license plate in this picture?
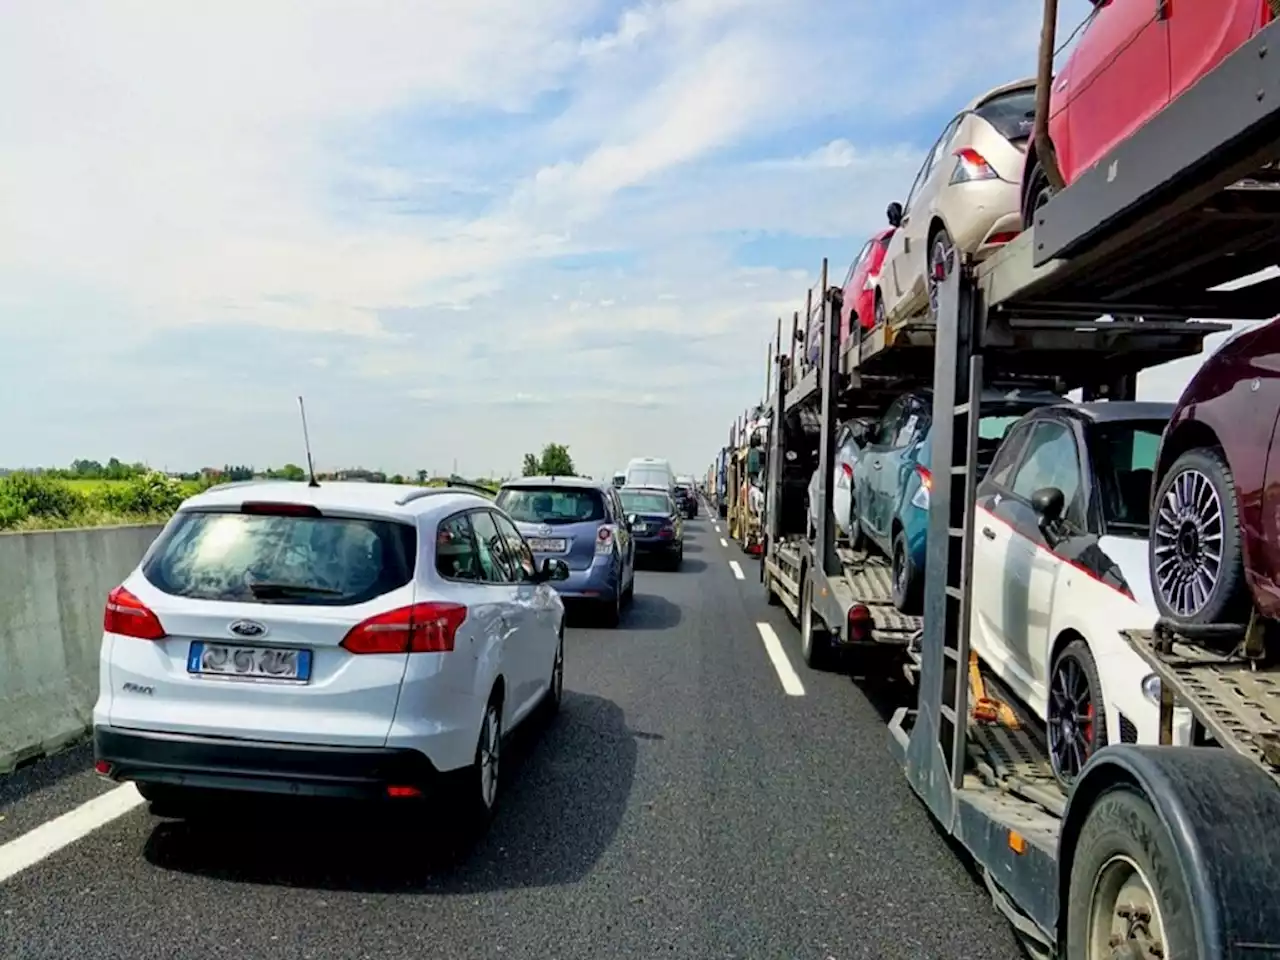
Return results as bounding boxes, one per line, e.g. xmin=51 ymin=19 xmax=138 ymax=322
xmin=528 ymin=538 xmax=567 ymax=552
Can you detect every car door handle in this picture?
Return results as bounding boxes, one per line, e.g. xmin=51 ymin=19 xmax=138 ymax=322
xmin=982 ymin=527 xmax=996 ymax=540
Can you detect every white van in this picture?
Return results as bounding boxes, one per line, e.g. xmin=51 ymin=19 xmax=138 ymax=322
xmin=624 ymin=458 xmax=674 ymax=491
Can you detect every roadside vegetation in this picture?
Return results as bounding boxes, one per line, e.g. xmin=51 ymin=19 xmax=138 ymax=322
xmin=0 ymin=458 xmax=517 ymax=532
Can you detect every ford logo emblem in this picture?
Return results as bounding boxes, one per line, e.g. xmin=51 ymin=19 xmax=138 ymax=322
xmin=228 ymin=619 xmax=267 ymax=638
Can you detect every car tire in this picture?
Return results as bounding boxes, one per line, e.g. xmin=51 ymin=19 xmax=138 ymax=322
xmin=1021 ymin=158 xmax=1054 ymax=232
xmin=926 ymin=225 xmax=956 ymax=321
xmin=1047 ymin=638 xmax=1108 ymax=789
xmin=874 ymin=292 xmax=886 ymax=328
xmin=1149 ymin=447 xmax=1251 ymax=626
xmin=890 ymin=529 xmax=922 ymax=614
xmin=540 ymin=634 xmax=564 ymax=720
xmin=459 ymin=692 xmax=503 ymax=830
xmin=599 ymin=591 xmax=622 ymax=627
xmin=1065 ymin=786 xmax=1196 ymax=959
xmin=622 ymin=571 xmax=635 ymax=606
xmin=668 ymin=546 xmax=683 ymax=572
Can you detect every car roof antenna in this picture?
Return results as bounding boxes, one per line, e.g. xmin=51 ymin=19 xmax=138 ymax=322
xmin=297 ymin=395 xmax=321 ymax=488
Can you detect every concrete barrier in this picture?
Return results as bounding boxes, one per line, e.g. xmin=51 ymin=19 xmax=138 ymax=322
xmin=0 ymin=524 xmax=164 ymax=773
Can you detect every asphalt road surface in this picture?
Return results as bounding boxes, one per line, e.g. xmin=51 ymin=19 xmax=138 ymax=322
xmin=0 ymin=513 xmax=1022 ymax=960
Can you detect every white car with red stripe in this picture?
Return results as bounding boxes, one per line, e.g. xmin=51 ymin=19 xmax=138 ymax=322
xmin=969 ymin=402 xmax=1193 ymax=787
xmin=92 ymin=481 xmax=567 ymax=823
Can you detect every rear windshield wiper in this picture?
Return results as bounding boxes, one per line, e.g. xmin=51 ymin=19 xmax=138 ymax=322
xmin=246 ymin=581 xmax=343 ymax=599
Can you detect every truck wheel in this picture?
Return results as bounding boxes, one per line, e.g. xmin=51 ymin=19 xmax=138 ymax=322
xmin=800 ymin=570 xmax=833 ymax=670
xmin=1149 ymin=447 xmax=1250 ymax=626
xmin=1065 ymin=786 xmax=1196 ymax=960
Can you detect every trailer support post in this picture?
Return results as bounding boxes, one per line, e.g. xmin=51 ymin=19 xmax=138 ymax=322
xmin=816 ymin=266 xmax=841 ymax=578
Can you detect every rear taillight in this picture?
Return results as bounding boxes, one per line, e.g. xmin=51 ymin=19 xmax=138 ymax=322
xmin=848 ymin=603 xmax=872 ymax=642
xmin=840 ymin=463 xmax=854 ymax=481
xmin=341 ymin=602 xmax=467 ymax=655
xmin=985 ymin=231 xmax=1019 ymax=247
xmin=104 ymin=586 xmax=166 ymax=640
xmin=596 ymin=525 xmax=615 ymax=554
xmin=950 ymin=147 xmax=997 ymax=184
xmin=911 ymin=466 xmax=932 ymax=510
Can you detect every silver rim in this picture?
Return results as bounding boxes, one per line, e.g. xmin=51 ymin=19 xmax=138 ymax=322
xmin=1087 ymin=854 xmax=1167 ymax=959
xmin=893 ymin=540 xmax=907 ymax=599
xmin=927 ymin=232 xmax=955 ymax=315
xmin=479 ymin=703 xmax=501 ymax=809
xmin=553 ymin=641 xmax=564 ymax=703
xmin=1152 ymin=467 xmax=1224 ymax=617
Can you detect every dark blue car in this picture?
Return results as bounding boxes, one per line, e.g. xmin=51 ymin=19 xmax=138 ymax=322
xmin=496 ymin=476 xmax=636 ymax=626
xmin=619 ymin=486 xmax=684 ymax=570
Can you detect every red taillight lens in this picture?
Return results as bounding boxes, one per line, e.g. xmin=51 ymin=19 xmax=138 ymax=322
xmin=985 ymin=231 xmax=1019 ymax=246
xmin=848 ymin=603 xmax=872 ymax=641
xmin=916 ymin=466 xmax=932 ymax=490
xmin=104 ymin=586 xmax=166 ymax=640
xmin=950 ymin=147 xmax=997 ymax=184
xmin=341 ymin=602 xmax=467 ymax=655
xmin=841 ymin=463 xmax=854 ymax=480
xmin=241 ymin=501 xmax=322 ymax=517
xmin=596 ymin=525 xmax=614 ymax=554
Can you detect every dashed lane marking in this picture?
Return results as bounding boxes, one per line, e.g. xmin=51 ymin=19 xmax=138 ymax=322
xmin=756 ymin=622 xmax=805 ymax=696
xmin=0 ymin=783 xmax=145 ymax=884
xmin=720 ymin=538 xmax=728 ymax=548
xmin=729 ymin=560 xmax=745 ymax=580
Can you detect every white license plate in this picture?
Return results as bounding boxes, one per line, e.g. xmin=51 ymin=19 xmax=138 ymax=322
xmin=187 ymin=642 xmax=312 ymax=682
xmin=633 ymin=524 xmax=651 ymax=534
xmin=528 ymin=538 xmax=567 ymax=552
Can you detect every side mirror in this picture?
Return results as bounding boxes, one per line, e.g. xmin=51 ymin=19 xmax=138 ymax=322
xmin=886 ymin=201 xmax=904 ymax=228
xmin=628 ymin=513 xmax=638 ymax=526
xmin=1030 ymin=486 xmax=1065 ymax=528
xmin=539 ymin=557 xmax=570 ymax=582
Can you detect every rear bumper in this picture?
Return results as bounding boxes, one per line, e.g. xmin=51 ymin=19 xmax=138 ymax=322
xmin=635 ymin=537 xmax=680 ymax=555
xmin=541 ymin=556 xmax=619 ymax=600
xmin=94 ymin=725 xmax=442 ymax=801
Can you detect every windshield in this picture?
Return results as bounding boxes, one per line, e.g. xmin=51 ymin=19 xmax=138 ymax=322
xmin=628 ymin=468 xmax=670 ymax=488
xmin=978 ymin=414 xmax=1023 ymax=440
xmin=1089 ymin=422 xmax=1165 ymax=530
xmin=496 ymin=487 xmax=605 ymax=524
xmin=620 ymin=490 xmax=672 ymax=515
xmin=142 ymin=510 xmax=417 ymax=605
xmin=975 ymin=87 xmax=1035 ymax=142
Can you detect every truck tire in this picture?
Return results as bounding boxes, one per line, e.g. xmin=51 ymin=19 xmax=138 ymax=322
xmin=800 ymin=570 xmax=833 ymax=670
xmin=1065 ymin=785 xmax=1196 ymax=960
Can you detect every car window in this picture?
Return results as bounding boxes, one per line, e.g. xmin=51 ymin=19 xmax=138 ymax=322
xmin=974 ymin=87 xmax=1036 ymax=142
xmin=904 ymin=136 xmax=942 ymax=210
xmin=469 ymin=510 xmax=515 ymax=583
xmin=875 ymin=398 xmax=908 ymax=446
xmin=496 ymin=486 xmax=605 ymax=524
xmin=1011 ymin=421 xmax=1083 ymax=519
xmin=142 ymin=509 xmax=417 ymax=605
xmin=434 ymin=512 xmax=483 ymax=582
xmin=929 ymin=115 xmax=964 ymax=173
xmin=1088 ymin=421 xmax=1165 ymax=529
xmin=492 ymin=512 xmax=536 ymax=581
xmin=620 ymin=489 xmax=672 ymax=514
xmin=845 ymin=240 xmax=874 ymax=286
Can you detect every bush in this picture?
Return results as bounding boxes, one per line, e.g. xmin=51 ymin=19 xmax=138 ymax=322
xmin=0 ymin=473 xmax=86 ymax=528
xmin=92 ymin=471 xmax=187 ymax=516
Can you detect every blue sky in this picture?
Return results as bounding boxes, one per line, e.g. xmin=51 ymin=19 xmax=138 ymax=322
xmin=3 ymin=0 xmax=1230 ymax=478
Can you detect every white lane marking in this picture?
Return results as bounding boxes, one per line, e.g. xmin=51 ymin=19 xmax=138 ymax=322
xmin=729 ymin=560 xmax=745 ymax=580
xmin=0 ymin=783 xmax=145 ymax=884
xmin=719 ymin=537 xmax=728 ymax=548
xmin=713 ymin=525 xmax=720 ymax=533
xmin=756 ymin=622 xmax=805 ymax=696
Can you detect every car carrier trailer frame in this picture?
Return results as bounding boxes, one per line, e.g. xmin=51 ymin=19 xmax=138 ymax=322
xmin=764 ymin=19 xmax=1280 ymax=959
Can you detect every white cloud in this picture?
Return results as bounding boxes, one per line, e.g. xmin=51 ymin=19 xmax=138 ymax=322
xmin=3 ymin=0 xmax=1176 ymax=479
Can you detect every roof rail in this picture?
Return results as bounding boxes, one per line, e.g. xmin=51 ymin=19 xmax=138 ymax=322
xmin=394 ymin=484 xmax=495 ymax=507
xmin=446 ymin=475 xmax=499 ymax=496
xmin=202 ymin=478 xmax=272 ymax=493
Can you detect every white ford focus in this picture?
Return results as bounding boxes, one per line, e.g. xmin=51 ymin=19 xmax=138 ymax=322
xmin=92 ymin=481 xmax=567 ymax=824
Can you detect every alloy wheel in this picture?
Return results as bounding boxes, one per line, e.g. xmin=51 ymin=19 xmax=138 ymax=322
xmin=1152 ymin=468 xmax=1224 ymax=618
xmin=479 ymin=702 xmax=501 ymax=810
xmin=1047 ymin=655 xmax=1095 ymax=782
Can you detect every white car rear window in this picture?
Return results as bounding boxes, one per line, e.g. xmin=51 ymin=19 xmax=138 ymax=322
xmin=142 ymin=508 xmax=417 ymax=606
